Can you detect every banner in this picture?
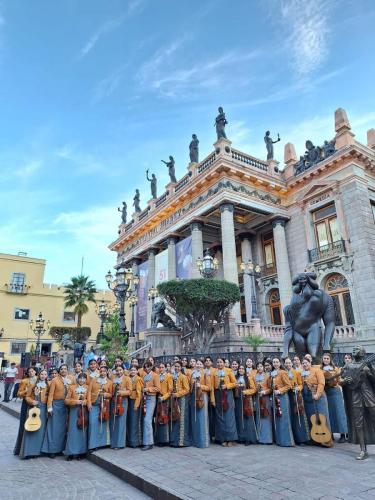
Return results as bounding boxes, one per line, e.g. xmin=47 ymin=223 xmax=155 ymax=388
xmin=176 ymin=236 xmax=192 ymax=279
xmin=136 ymin=261 xmax=149 ymax=332
xmin=155 ymin=248 xmax=168 ymax=285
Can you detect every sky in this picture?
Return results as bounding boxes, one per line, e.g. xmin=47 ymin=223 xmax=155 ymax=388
xmin=0 ymin=0 xmax=374 ymax=289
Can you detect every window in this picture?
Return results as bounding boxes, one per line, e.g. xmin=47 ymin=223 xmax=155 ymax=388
xmin=14 ymin=308 xmax=30 ymax=320
xmin=371 ymin=202 xmax=375 ymax=222
xmin=40 ymin=343 xmax=52 ymax=356
xmin=262 ymin=231 xmax=276 ymax=269
xmin=10 ymin=272 xmax=26 ymax=293
xmin=11 ymin=342 xmax=27 ymax=354
xmin=269 ymin=289 xmax=282 ymax=325
xmin=63 ymin=311 xmax=76 ymax=322
xmin=325 ymin=273 xmax=355 ymax=326
xmin=312 ymin=203 xmax=341 ymax=249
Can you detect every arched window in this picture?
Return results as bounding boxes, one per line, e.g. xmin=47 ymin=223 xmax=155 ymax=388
xmin=269 ymin=289 xmax=282 ymax=325
xmin=325 ymin=273 xmax=355 ymax=326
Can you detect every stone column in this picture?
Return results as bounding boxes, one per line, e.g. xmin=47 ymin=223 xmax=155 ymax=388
xmin=190 ymin=221 xmax=204 ymax=279
xmin=220 ymin=203 xmax=241 ymax=322
xmin=214 ymin=247 xmax=224 ymax=280
xmin=272 ymin=219 xmax=292 ymax=321
xmin=147 ymin=249 xmax=156 ymax=328
xmin=167 ymin=237 xmax=177 ymax=280
xmin=240 ymin=236 xmax=254 ymax=322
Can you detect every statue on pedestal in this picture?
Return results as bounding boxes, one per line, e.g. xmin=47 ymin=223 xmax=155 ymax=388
xmin=215 ymin=106 xmax=228 ymax=140
xmin=322 ymin=139 xmax=336 ymax=159
xmin=340 ymin=346 xmax=375 ymax=460
xmin=151 ymin=301 xmax=178 ymax=330
xmin=281 ymin=272 xmax=335 ymax=362
xmin=264 ymin=131 xmax=280 ymax=160
xmin=161 ymin=156 xmax=177 ymax=183
xmin=189 ymin=134 xmax=199 ymax=163
xmin=118 ymin=201 xmax=127 ymax=224
xmin=146 ymin=170 xmax=157 ymax=199
xmin=133 ymin=189 xmax=141 ymax=213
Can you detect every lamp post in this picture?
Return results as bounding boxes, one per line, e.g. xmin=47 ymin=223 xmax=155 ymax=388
xmin=196 ymin=249 xmax=219 ymax=278
xmin=129 ymin=294 xmax=138 ymax=337
xmin=96 ymin=300 xmax=109 ymax=344
xmin=240 ymin=260 xmax=261 ymax=318
xmin=105 ymin=267 xmax=139 ymax=340
xmin=29 ymin=312 xmax=50 ymax=363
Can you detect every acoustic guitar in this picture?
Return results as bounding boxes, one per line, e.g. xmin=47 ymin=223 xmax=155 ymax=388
xmin=24 ymin=407 xmax=42 ymax=432
xmin=310 ymin=400 xmax=332 ymax=446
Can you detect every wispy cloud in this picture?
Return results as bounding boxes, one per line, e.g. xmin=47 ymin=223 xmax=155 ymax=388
xmin=137 ymin=44 xmax=261 ymax=97
xmin=77 ymin=0 xmax=144 ymax=60
xmin=56 ymin=145 xmax=106 ymax=175
xmin=92 ymin=64 xmax=129 ymax=103
xmin=279 ymin=0 xmax=335 ymax=76
xmin=15 ymin=159 xmax=43 ymax=179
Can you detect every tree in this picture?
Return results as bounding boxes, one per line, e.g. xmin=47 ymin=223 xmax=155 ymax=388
xmin=64 ymin=275 xmax=97 ymax=328
xmin=244 ymin=334 xmax=266 ymax=352
xmin=98 ymin=313 xmax=128 ymax=366
xmin=49 ymin=326 xmax=91 ymax=345
xmin=158 ymin=279 xmax=240 ymax=352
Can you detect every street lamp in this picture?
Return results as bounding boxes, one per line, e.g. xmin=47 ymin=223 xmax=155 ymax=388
xmin=96 ymin=300 xmax=109 ymax=344
xmin=29 ymin=312 xmax=50 ymax=363
xmin=240 ymin=260 xmax=261 ymax=318
xmin=196 ymin=249 xmax=219 ymax=278
xmin=129 ymin=294 xmax=138 ymax=337
xmin=106 ymin=267 xmax=139 ymax=340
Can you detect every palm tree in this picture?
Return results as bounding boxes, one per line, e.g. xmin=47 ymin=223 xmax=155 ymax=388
xmin=244 ymin=334 xmax=266 ymax=352
xmin=64 ymin=275 xmax=97 ymax=328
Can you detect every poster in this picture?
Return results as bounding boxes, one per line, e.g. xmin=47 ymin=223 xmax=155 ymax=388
xmin=136 ymin=260 xmax=149 ymax=331
xmin=155 ymin=248 xmax=168 ymax=285
xmin=176 ymin=236 xmax=192 ymax=279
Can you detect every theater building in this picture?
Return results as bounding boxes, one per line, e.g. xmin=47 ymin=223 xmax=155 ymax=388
xmin=109 ymin=108 xmax=375 ymax=354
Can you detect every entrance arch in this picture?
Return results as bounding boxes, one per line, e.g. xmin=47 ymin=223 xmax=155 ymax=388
xmin=325 ymin=273 xmax=355 ymax=326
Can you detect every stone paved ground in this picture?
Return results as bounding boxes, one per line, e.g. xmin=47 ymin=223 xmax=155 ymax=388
xmin=0 ymin=409 xmax=150 ymax=500
xmin=95 ymin=439 xmax=375 ymax=500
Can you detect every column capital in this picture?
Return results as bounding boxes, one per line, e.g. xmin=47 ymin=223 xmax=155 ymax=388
xmin=167 ymin=236 xmax=178 ymax=245
xmin=148 ymin=248 xmax=157 ymax=258
xmin=272 ymin=217 xmax=289 ymax=229
xmin=238 ymin=231 xmax=255 ymax=242
xmin=220 ymin=202 xmax=234 ymax=213
xmin=130 ymin=258 xmax=141 ymax=267
xmin=190 ymin=221 xmax=203 ymax=231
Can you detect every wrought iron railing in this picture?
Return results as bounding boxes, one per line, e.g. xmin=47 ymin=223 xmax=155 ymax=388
xmin=5 ymin=283 xmax=29 ymax=294
xmin=308 ymin=239 xmax=346 ymax=262
xmin=260 ymin=263 xmax=277 ymax=277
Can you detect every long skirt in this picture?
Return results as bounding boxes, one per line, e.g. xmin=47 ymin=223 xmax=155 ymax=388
xmin=272 ymin=393 xmax=295 ymax=447
xmin=142 ymin=395 xmax=156 ymax=446
xmin=170 ymin=395 xmax=191 ymax=447
xmin=88 ymin=401 xmax=110 ymax=450
xmin=127 ymin=399 xmax=142 ymax=447
xmin=20 ymin=403 xmax=47 ymax=458
xmin=41 ymin=400 xmax=67 ymax=454
xmin=214 ymin=389 xmax=238 ymax=443
xmin=288 ymin=391 xmax=310 ymax=443
xmin=13 ymin=399 xmax=29 ymax=455
xmin=110 ymin=398 xmax=128 ymax=449
xmin=255 ymin=395 xmax=273 ymax=444
xmin=155 ymin=400 xmax=170 ymax=445
xmin=234 ymin=396 xmax=258 ymax=444
xmin=326 ymin=386 xmax=348 ymax=434
xmin=190 ymin=392 xmax=209 ymax=448
xmin=302 ymin=385 xmax=331 ymax=431
xmin=64 ymin=406 xmax=88 ymax=456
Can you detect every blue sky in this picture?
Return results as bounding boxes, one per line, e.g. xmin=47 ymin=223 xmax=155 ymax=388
xmin=0 ymin=0 xmax=374 ymax=289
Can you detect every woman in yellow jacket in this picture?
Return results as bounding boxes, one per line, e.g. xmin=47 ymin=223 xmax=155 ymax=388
xmin=127 ymin=365 xmax=143 ymax=448
xmin=190 ymin=359 xmax=211 ymax=448
xmin=213 ymin=357 xmax=238 ymax=446
xmin=284 ymin=357 xmax=310 ymax=444
xmin=155 ymin=362 xmax=173 ymax=445
xmin=170 ymin=360 xmax=191 ymax=447
xmin=13 ymin=366 xmax=37 ymax=456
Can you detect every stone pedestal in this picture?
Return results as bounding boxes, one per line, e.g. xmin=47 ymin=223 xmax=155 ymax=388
xmin=58 ymin=349 xmax=74 ymax=369
xmin=147 ymin=199 xmax=156 ymax=210
xmin=144 ymin=328 xmax=182 ymax=357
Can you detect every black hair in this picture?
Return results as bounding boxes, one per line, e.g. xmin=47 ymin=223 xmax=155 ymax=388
xmin=78 ymin=373 xmax=87 ymax=380
xmin=58 ymin=364 xmax=68 ymax=373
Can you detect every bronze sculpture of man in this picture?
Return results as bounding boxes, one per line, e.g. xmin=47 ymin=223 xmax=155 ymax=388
xmin=282 ymin=272 xmax=335 ymax=362
xmin=264 ymin=130 xmax=280 ymax=160
xmin=215 ymin=106 xmax=228 ymax=140
xmin=133 ymin=189 xmax=141 ymax=213
xmin=161 ymin=156 xmax=177 ymax=183
xmin=146 ymin=170 xmax=157 ymax=199
xmin=189 ymin=134 xmax=199 ymax=163
xmin=340 ymin=346 xmax=375 ymax=460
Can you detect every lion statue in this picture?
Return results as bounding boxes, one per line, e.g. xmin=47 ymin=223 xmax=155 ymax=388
xmin=282 ymin=272 xmax=335 ymax=362
xmin=151 ymin=301 xmax=178 ymax=330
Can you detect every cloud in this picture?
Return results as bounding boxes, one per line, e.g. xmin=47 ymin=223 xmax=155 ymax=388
xmin=92 ymin=64 xmax=129 ymax=103
xmin=279 ymin=0 xmax=335 ymax=76
xmin=77 ymin=0 xmax=144 ymax=60
xmin=15 ymin=159 xmax=43 ymax=179
xmin=137 ymin=45 xmax=260 ymax=97
xmin=55 ymin=145 xmax=107 ymax=175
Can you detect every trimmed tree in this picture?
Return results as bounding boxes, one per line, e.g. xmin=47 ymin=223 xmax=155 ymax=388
xmin=98 ymin=313 xmax=128 ymax=365
xmin=64 ymin=275 xmax=97 ymax=327
xmin=244 ymin=334 xmax=266 ymax=352
xmin=157 ymin=279 xmax=240 ymax=352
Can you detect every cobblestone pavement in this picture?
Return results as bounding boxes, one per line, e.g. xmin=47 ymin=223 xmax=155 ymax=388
xmin=95 ymin=439 xmax=375 ymax=500
xmin=0 ymin=409 xmax=150 ymax=500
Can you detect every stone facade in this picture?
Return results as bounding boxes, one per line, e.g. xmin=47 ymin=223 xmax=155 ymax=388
xmin=109 ymin=108 xmax=375 ymax=355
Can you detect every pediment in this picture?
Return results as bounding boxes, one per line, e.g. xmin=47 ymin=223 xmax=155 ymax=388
xmin=295 ymin=180 xmax=338 ymax=203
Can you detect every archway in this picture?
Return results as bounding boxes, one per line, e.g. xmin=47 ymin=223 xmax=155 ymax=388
xmin=268 ymin=288 xmax=282 ymax=325
xmin=325 ymin=273 xmax=355 ymax=326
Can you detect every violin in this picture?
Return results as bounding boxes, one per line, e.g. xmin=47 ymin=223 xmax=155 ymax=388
xmin=156 ymin=399 xmax=169 ymax=425
xmin=257 ymin=383 xmax=269 ymax=418
xmin=99 ymin=385 xmax=110 ymax=422
xmin=220 ymin=377 xmax=229 ymax=412
xmin=171 ymin=377 xmax=181 ymax=422
xmin=242 ymin=388 xmax=253 ymax=418
xmin=274 ymin=395 xmax=282 ymax=417
xmin=77 ymin=392 xmax=88 ymax=429
xmin=113 ymin=384 xmax=124 ymax=417
xmin=195 ymin=375 xmax=204 ymax=410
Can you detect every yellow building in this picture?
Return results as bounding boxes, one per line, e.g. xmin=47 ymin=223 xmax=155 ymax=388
xmin=0 ymin=252 xmax=115 ymax=364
